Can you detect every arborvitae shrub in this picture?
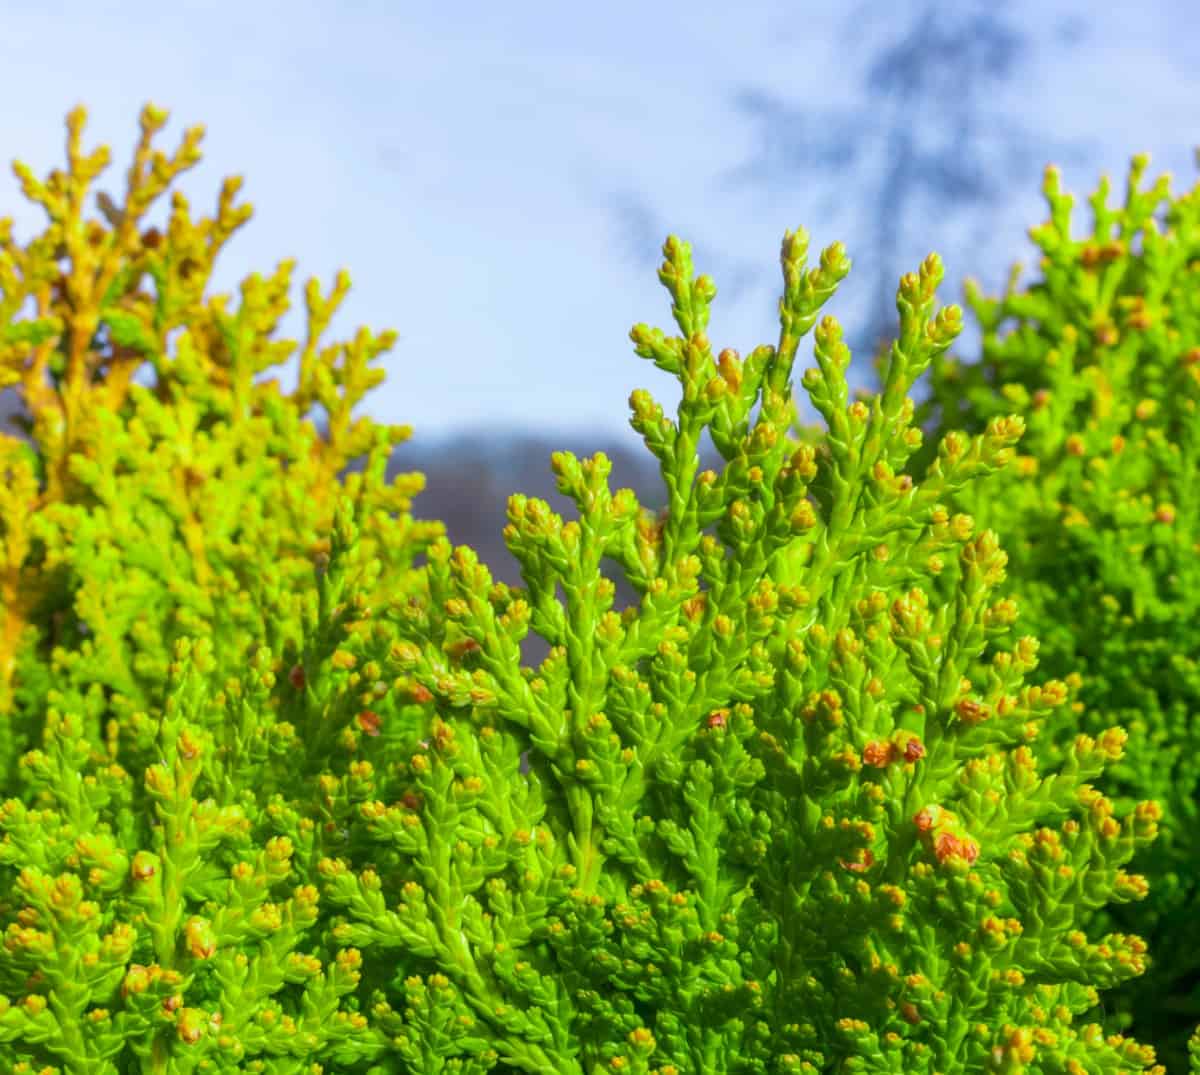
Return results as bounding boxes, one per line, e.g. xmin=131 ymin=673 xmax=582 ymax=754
xmin=915 ymin=153 xmax=1200 ymax=1071
xmin=0 ymin=104 xmax=441 ymax=782
xmin=0 ymin=107 xmax=1172 ymax=1073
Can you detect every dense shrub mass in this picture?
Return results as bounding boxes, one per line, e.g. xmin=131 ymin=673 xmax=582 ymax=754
xmin=0 ymin=105 xmax=441 ymax=773
xmin=0 ymin=106 xmax=1192 ymax=1073
xmin=0 ymin=106 xmax=441 ymax=1069
xmin=914 ymin=153 xmax=1200 ymax=1070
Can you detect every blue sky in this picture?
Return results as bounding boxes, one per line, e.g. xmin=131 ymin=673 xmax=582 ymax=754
xmin=2 ymin=1 xmax=1197 ymax=446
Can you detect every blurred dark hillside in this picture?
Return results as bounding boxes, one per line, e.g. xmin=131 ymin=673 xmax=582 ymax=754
xmin=369 ymin=427 xmax=729 ymax=606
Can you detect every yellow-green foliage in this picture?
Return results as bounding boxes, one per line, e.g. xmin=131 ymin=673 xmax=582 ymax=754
xmin=915 ymin=153 xmax=1200 ymax=1070
xmin=0 ymin=105 xmax=441 ymax=782
xmin=0 ymin=108 xmax=1170 ymax=1073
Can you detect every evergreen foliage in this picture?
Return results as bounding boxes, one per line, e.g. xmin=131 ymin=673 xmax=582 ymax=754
xmin=0 ymin=106 xmax=1187 ymax=1073
xmin=916 ymin=152 xmax=1200 ymax=1071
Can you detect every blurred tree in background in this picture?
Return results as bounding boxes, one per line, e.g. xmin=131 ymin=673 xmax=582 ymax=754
xmin=723 ymin=0 xmax=1091 ymax=373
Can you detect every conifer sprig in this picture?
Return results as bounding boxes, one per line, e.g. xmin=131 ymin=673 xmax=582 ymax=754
xmin=915 ymin=150 xmax=1200 ymax=1071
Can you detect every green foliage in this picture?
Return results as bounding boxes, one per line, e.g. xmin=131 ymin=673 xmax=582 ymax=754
xmin=0 ymin=107 xmax=441 ymax=1071
xmin=0 ymin=108 xmax=1170 ymax=1072
xmin=0 ymin=105 xmax=441 ymax=783
xmin=914 ymin=152 xmax=1200 ymax=1070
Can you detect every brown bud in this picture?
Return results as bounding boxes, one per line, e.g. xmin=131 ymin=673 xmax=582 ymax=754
xmin=863 ymin=741 xmax=893 ymax=768
xmin=839 ymin=849 xmax=875 ymax=874
xmin=445 ymin=637 xmax=481 ymax=660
